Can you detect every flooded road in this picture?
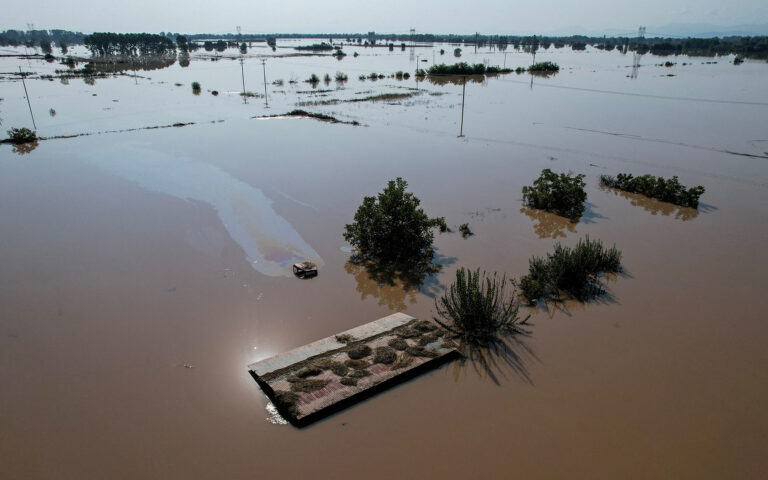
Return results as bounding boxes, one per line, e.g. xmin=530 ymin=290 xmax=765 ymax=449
xmin=1 ymin=42 xmax=768 ymax=479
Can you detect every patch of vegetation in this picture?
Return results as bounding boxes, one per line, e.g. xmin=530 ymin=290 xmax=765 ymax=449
xmin=519 ymin=236 xmax=622 ymax=303
xmin=413 ymin=320 xmax=437 ymax=333
xmin=330 ymin=363 xmax=349 ymax=377
xmin=272 ymin=390 xmax=299 ymax=417
xmin=335 ymin=334 xmax=355 ymax=344
xmin=289 ymin=378 xmax=330 ymax=393
xmin=396 ymin=327 xmax=420 ymax=339
xmin=459 ymin=223 xmax=473 ymax=237
xmin=373 ymin=346 xmax=397 ymax=364
xmin=6 ymin=127 xmax=37 ymax=144
xmin=388 ymin=338 xmax=409 ymax=351
xmin=434 ymin=268 xmax=529 ymax=347
xmin=600 ymin=173 xmax=705 ymax=208
xmin=335 ymin=71 xmax=348 ymax=81
xmin=418 ymin=333 xmax=440 ymax=346
xmin=340 ymin=377 xmax=358 ymax=386
xmin=306 ymin=73 xmax=320 ymax=83
xmin=344 ymin=177 xmax=445 ymax=265
xmin=344 ymin=359 xmax=369 ymax=369
xmin=296 ymin=366 xmax=323 ymax=378
xmin=405 ymin=346 xmax=439 ymax=358
xmin=436 ymin=217 xmax=450 ymax=232
xmin=295 ymin=42 xmax=334 ymax=51
xmin=347 ymin=344 xmax=372 ymax=360
xmin=522 ymin=169 xmax=587 ymax=222
xmin=348 ymin=368 xmax=372 ymax=378
xmin=528 ymin=61 xmax=560 ymax=72
xmin=191 ymin=81 xmax=201 ymax=93
xmin=572 ymin=42 xmax=587 ymax=51
xmin=454 ymin=48 xmax=462 ymax=57
xmin=427 ymin=62 xmax=512 ymax=75
xmin=392 ymin=353 xmax=413 ymax=370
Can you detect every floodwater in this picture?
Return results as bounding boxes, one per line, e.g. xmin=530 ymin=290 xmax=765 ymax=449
xmin=1 ymin=41 xmax=768 ymax=479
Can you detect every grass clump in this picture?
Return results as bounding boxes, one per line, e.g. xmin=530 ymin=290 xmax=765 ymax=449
xmin=340 ymin=377 xmax=358 ymax=386
xmin=392 ymin=353 xmax=413 ymax=370
xmin=522 ymin=169 xmax=587 ymax=222
xmin=335 ymin=71 xmax=348 ymax=81
xmin=459 ymin=223 xmax=473 ymax=237
xmin=405 ymin=346 xmax=439 ymax=358
xmin=343 ymin=177 xmax=445 ymax=264
xmin=348 ymin=369 xmax=371 ymax=378
xmin=306 ymin=73 xmax=320 ymax=83
xmin=413 ymin=320 xmax=437 ymax=333
xmin=7 ymin=127 xmax=37 ymax=144
xmin=344 ymin=359 xmax=369 ymax=369
xmin=600 ymin=173 xmax=705 ymax=208
xmin=388 ymin=338 xmax=409 ymax=351
xmin=418 ymin=333 xmax=440 ymax=346
xmin=519 ymin=236 xmax=622 ymax=303
xmin=335 ymin=334 xmax=355 ymax=344
xmin=272 ymin=390 xmax=299 ymax=417
xmin=434 ymin=268 xmax=529 ymax=347
xmin=289 ymin=378 xmax=330 ymax=393
xmin=373 ymin=346 xmax=397 ymax=364
xmin=330 ymin=362 xmax=349 ymax=376
xmin=396 ymin=328 xmax=420 ymax=339
xmin=295 ymin=366 xmax=323 ymax=378
xmin=347 ymin=344 xmax=372 ymax=360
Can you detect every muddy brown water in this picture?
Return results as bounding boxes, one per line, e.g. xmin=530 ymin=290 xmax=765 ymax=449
xmin=1 ymin=44 xmax=768 ymax=479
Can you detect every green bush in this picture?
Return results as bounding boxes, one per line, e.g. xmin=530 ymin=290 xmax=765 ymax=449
xmin=191 ymin=81 xmax=201 ymax=92
xmin=528 ymin=61 xmax=560 ymax=72
xmin=7 ymin=127 xmax=37 ymax=144
xmin=306 ymin=73 xmax=320 ymax=83
xmin=343 ymin=177 xmax=444 ymax=263
xmin=519 ymin=236 xmax=622 ymax=303
xmin=600 ymin=173 xmax=705 ymax=208
xmin=454 ymin=48 xmax=462 ymax=57
xmin=434 ymin=268 xmax=529 ymax=347
xmin=522 ymin=169 xmax=587 ymax=221
xmin=459 ymin=223 xmax=472 ymax=237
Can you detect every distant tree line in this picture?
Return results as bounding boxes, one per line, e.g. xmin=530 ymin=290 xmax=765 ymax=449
xmin=84 ymin=33 xmax=176 ymax=56
xmin=0 ymin=29 xmax=85 ymax=48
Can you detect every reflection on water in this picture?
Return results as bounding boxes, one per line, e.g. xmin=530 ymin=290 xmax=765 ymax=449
xmin=83 ymin=145 xmax=324 ymax=276
xmin=427 ymin=75 xmax=487 ymax=86
xmin=449 ymin=332 xmax=538 ymax=386
xmin=265 ymin=401 xmax=289 ymax=425
xmin=11 ymin=141 xmax=39 ymax=156
xmin=86 ymin=55 xmax=177 ymax=73
xmin=344 ymin=250 xmax=453 ymax=310
xmin=600 ymin=186 xmax=700 ymax=220
xmin=520 ymin=206 xmax=576 ymax=238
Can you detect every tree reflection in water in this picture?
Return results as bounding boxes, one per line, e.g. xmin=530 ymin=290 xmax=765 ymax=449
xmin=520 ymin=206 xmax=577 ymax=239
xmin=600 ymin=185 xmax=701 ymax=221
xmin=12 ymin=141 xmax=39 ymax=156
xmin=344 ymin=249 xmax=454 ymax=311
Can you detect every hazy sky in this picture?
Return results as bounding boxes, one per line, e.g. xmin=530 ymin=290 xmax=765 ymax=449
xmin=4 ymin=0 xmax=768 ymax=35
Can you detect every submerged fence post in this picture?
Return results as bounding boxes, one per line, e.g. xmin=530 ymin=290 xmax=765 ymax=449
xmin=19 ymin=66 xmax=37 ymax=131
xmin=458 ymin=75 xmax=466 ymax=138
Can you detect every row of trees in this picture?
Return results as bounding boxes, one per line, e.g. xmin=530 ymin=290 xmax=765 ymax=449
xmin=0 ymin=29 xmax=84 ymax=47
xmin=84 ymin=33 xmax=177 ymax=56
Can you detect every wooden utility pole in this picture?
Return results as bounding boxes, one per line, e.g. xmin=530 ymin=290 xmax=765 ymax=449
xmin=458 ymin=76 xmax=466 ymax=137
xmin=261 ymin=59 xmax=268 ymax=107
xmin=239 ymin=58 xmax=247 ymax=103
xmin=19 ymin=66 xmax=37 ymax=130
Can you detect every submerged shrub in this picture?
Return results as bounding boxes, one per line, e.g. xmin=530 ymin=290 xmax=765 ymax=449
xmin=191 ymin=81 xmax=201 ymax=93
xmin=519 ymin=236 xmax=622 ymax=303
xmin=7 ymin=127 xmax=37 ymax=144
xmin=528 ymin=61 xmax=560 ymax=72
xmin=459 ymin=223 xmax=473 ymax=237
xmin=343 ymin=177 xmax=445 ymax=264
xmin=522 ymin=169 xmax=587 ymax=221
xmin=306 ymin=73 xmax=320 ymax=83
xmin=600 ymin=173 xmax=705 ymax=208
xmin=335 ymin=71 xmax=348 ymax=81
xmin=434 ymin=268 xmax=529 ymax=347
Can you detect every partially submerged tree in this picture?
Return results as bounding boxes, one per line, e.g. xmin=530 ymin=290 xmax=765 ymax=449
xmin=343 ymin=177 xmax=445 ymax=265
xmin=522 ymin=169 xmax=587 ymax=221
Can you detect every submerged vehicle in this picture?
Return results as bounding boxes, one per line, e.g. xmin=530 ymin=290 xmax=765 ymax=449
xmin=292 ymin=261 xmax=318 ymax=278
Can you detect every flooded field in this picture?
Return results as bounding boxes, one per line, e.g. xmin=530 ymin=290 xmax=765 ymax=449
xmin=2 ymin=41 xmax=768 ymax=479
